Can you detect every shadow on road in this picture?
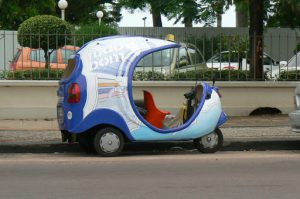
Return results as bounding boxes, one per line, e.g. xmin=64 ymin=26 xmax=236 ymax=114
xmin=1 ymin=140 xmax=300 ymax=155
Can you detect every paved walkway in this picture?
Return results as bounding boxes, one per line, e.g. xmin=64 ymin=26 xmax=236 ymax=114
xmin=0 ymin=114 xmax=291 ymax=131
xmin=0 ymin=115 xmax=298 ymax=145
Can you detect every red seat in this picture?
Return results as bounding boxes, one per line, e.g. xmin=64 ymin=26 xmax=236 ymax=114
xmin=143 ymin=90 xmax=170 ymax=128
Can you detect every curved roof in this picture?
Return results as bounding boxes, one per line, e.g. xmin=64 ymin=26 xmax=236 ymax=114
xmin=78 ymin=36 xmax=180 ymax=77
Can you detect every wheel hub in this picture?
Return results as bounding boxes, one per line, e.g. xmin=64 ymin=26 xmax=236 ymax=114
xmin=201 ymin=131 xmax=218 ymax=149
xmin=99 ymin=132 xmax=120 ymax=153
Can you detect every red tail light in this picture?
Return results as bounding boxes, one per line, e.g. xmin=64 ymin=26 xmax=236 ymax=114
xmin=68 ymin=83 xmax=80 ymax=103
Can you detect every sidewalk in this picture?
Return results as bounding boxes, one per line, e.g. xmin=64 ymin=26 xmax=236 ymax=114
xmin=0 ymin=115 xmax=299 ymax=146
xmin=0 ymin=114 xmax=291 ymax=131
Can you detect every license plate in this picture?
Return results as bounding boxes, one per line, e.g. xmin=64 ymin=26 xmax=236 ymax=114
xmin=57 ymin=106 xmax=64 ymax=124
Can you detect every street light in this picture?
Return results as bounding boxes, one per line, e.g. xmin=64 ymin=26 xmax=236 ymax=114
xmin=142 ymin=17 xmax=147 ymax=27
xmin=58 ymin=0 xmax=68 ymax=20
xmin=96 ymin=11 xmax=104 ymax=26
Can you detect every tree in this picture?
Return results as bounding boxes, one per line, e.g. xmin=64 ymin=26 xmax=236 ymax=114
xmin=267 ymin=0 xmax=300 ymax=28
xmin=56 ymin=0 xmax=122 ymax=25
xmin=235 ymin=0 xmax=249 ymax=27
xmin=165 ymin=0 xmax=231 ymax=27
xmin=164 ymin=0 xmax=200 ymax=27
xmin=120 ymin=0 xmax=166 ymax=27
xmin=75 ymin=22 xmax=119 ymax=46
xmin=0 ymin=0 xmax=56 ymax=30
xmin=249 ymin=0 xmax=264 ymax=80
xmin=17 ymin=15 xmax=73 ymax=68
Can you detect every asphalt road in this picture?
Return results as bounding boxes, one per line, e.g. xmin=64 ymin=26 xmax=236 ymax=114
xmin=1 ymin=121 xmax=300 ymax=199
xmin=1 ymin=151 xmax=300 ymax=199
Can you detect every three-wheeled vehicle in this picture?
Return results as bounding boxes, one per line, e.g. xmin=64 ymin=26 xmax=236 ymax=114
xmin=57 ymin=36 xmax=227 ymax=156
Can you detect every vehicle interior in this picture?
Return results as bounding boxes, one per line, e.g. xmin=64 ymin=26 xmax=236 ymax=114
xmin=133 ymin=85 xmax=203 ymax=130
xmin=133 ymin=47 xmax=204 ymax=130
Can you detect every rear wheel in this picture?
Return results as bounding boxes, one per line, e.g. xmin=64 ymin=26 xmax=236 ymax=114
xmin=93 ymin=127 xmax=125 ymax=157
xmin=194 ymin=128 xmax=223 ymax=153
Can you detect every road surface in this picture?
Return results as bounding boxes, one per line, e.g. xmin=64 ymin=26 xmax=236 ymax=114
xmin=1 ymin=151 xmax=300 ymax=199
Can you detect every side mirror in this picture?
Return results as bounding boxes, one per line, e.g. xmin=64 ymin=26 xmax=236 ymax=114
xmin=279 ymin=61 xmax=287 ymax=67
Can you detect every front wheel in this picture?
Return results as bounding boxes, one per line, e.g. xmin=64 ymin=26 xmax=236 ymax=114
xmin=194 ymin=128 xmax=223 ymax=153
xmin=93 ymin=127 xmax=125 ymax=157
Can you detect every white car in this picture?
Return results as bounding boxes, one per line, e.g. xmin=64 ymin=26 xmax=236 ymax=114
xmin=206 ymin=51 xmax=280 ymax=79
xmin=289 ymin=84 xmax=300 ymax=132
xmin=270 ymin=52 xmax=300 ymax=79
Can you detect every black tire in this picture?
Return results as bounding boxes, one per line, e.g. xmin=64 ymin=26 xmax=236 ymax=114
xmin=193 ymin=128 xmax=223 ymax=153
xmin=93 ymin=127 xmax=125 ymax=157
xmin=78 ymin=132 xmax=95 ymax=153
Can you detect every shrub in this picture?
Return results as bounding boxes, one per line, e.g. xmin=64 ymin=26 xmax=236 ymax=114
xmin=17 ymin=15 xmax=73 ymax=68
xmin=75 ymin=22 xmax=119 ymax=46
xmin=133 ymin=70 xmax=251 ymax=81
xmin=278 ymin=70 xmax=300 ymax=81
xmin=1 ymin=69 xmax=64 ymax=80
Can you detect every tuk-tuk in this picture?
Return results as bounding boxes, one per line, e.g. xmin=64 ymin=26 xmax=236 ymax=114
xmin=57 ymin=35 xmax=227 ymax=156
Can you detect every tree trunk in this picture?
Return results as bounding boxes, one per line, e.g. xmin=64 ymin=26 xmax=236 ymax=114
xmin=184 ymin=18 xmax=193 ymax=27
xmin=43 ymin=49 xmax=49 ymax=69
xmin=249 ymin=0 xmax=263 ymax=80
xmin=236 ymin=10 xmax=248 ymax=27
xmin=150 ymin=2 xmax=162 ymax=27
xmin=217 ymin=14 xmax=222 ymax=27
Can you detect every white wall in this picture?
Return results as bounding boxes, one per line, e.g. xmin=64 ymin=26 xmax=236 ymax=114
xmin=0 ymin=80 xmax=298 ymax=119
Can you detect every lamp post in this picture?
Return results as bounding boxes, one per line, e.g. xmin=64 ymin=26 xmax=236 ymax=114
xmin=58 ymin=0 xmax=68 ymax=20
xmin=96 ymin=11 xmax=104 ymax=26
xmin=142 ymin=17 xmax=147 ymax=27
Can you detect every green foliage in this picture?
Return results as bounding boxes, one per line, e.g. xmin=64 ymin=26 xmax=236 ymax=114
xmin=133 ymin=71 xmax=166 ymax=81
xmin=1 ymin=69 xmax=64 ymax=80
xmin=59 ymin=0 xmax=122 ymax=25
xmin=133 ymin=70 xmax=251 ymax=81
xmin=74 ymin=22 xmax=119 ymax=46
xmin=278 ymin=70 xmax=300 ymax=81
xmin=172 ymin=70 xmax=250 ymax=81
xmin=17 ymin=15 xmax=73 ymax=68
xmin=0 ymin=0 xmax=56 ymax=30
xmin=0 ymin=0 xmax=121 ymax=30
xmin=120 ymin=0 xmax=165 ymax=27
xmin=267 ymin=0 xmax=300 ymax=28
xmin=164 ymin=0 xmax=232 ymax=27
xmin=17 ymin=15 xmax=73 ymax=50
xmin=184 ymin=35 xmax=248 ymax=61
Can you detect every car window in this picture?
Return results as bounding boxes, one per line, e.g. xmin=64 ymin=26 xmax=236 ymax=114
xmin=12 ymin=50 xmax=21 ymax=62
xmin=62 ymin=49 xmax=77 ymax=64
xmin=177 ymin=47 xmax=191 ymax=68
xmin=187 ymin=47 xmax=201 ymax=64
xmin=288 ymin=52 xmax=300 ymax=68
xmin=263 ymin=55 xmax=273 ymax=65
xmin=30 ymin=49 xmax=57 ymax=63
xmin=208 ymin=54 xmax=220 ymax=62
xmin=137 ymin=48 xmax=173 ymax=68
xmin=221 ymin=52 xmax=239 ymax=62
xmin=208 ymin=52 xmax=244 ymax=63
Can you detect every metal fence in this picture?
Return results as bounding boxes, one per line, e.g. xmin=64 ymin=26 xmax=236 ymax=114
xmin=1 ymin=28 xmax=300 ymax=81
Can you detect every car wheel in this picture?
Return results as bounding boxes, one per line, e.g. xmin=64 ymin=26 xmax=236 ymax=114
xmin=93 ymin=127 xmax=125 ymax=157
xmin=194 ymin=128 xmax=223 ymax=153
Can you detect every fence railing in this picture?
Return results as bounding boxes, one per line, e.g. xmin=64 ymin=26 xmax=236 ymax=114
xmin=1 ymin=29 xmax=300 ymax=81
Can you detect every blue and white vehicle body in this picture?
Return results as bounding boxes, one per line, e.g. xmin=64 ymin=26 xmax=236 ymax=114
xmin=57 ymin=36 xmax=227 ymax=156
